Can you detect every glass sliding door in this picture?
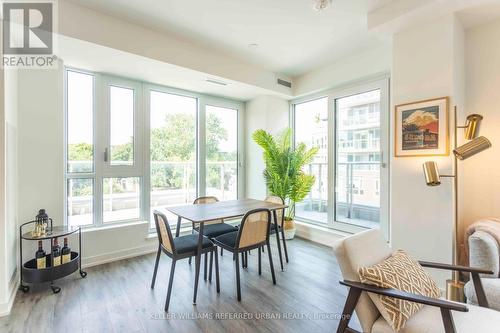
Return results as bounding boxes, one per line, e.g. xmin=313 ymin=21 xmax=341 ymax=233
xmin=335 ymin=89 xmax=383 ymax=229
xmin=149 ymin=90 xmax=197 ymax=227
xmin=205 ymin=105 xmax=238 ymax=201
xmin=291 ymin=78 xmax=389 ymax=236
xmin=294 ymin=97 xmax=328 ymax=224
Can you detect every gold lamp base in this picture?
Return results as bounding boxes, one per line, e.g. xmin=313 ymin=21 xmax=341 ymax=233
xmin=446 ymin=279 xmax=465 ymax=302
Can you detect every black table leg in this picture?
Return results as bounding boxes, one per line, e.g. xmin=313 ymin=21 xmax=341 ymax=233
xmin=273 ymin=210 xmax=284 ymax=271
xmin=193 ymin=222 xmax=204 ymax=304
xmin=175 ymin=216 xmax=182 ymax=238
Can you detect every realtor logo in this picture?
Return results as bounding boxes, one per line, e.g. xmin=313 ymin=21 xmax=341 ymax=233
xmin=3 ymin=2 xmax=53 ymax=54
xmin=2 ymin=1 xmax=56 ymax=68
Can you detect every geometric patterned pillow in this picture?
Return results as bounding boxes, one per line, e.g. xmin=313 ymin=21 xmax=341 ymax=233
xmin=358 ymin=250 xmax=441 ymax=332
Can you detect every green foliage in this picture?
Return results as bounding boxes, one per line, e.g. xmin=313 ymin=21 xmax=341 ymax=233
xmin=69 ymin=111 xmax=233 ymax=194
xmin=68 ymin=143 xmax=93 ymax=161
xmin=252 ymin=128 xmax=319 ymax=220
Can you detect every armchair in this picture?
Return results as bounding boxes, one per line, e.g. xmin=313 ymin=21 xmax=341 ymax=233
xmin=465 ymin=230 xmax=500 ymax=310
xmin=333 ymin=229 xmax=500 ymax=333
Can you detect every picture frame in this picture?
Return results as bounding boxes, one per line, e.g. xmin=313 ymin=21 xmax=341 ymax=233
xmin=394 ymin=96 xmax=449 ymax=157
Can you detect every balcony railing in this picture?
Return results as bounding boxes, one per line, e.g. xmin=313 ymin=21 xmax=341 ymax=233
xmin=297 ymin=161 xmax=381 ymax=226
xmin=67 ymin=161 xmax=237 ymax=226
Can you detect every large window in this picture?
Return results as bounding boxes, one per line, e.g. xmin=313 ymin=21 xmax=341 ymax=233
xmin=292 ymin=79 xmax=389 ymax=235
xmin=149 ymin=90 xmax=197 ymax=226
xmin=205 ymin=105 xmax=238 ymax=201
xmin=294 ymin=97 xmax=328 ymax=223
xmin=65 ymin=69 xmax=243 ymax=230
xmin=66 ymin=70 xmax=94 ymax=227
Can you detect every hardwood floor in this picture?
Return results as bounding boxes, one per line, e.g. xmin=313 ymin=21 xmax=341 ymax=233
xmin=0 ymin=238 xmax=361 ymax=333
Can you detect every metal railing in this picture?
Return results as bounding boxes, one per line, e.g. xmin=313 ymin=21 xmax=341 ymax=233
xmin=300 ymin=161 xmax=381 ymax=223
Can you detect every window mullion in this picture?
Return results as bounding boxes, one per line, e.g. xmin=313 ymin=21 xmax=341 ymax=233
xmin=94 ymin=73 xmax=104 ymax=227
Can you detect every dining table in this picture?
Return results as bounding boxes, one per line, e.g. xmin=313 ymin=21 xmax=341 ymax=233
xmin=167 ymin=198 xmax=288 ymax=304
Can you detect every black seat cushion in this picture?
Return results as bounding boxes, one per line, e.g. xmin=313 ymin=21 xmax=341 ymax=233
xmin=213 ymin=231 xmax=238 ymax=249
xmin=173 ymin=234 xmax=214 ymax=254
xmin=195 ymin=223 xmax=238 ymax=239
xmin=270 ymin=223 xmax=282 ymax=233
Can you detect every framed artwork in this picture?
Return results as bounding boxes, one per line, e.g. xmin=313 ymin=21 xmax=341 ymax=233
xmin=395 ymin=97 xmax=449 ymax=157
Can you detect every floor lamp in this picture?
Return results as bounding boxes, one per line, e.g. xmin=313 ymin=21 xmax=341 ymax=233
xmin=422 ymin=107 xmax=491 ymax=302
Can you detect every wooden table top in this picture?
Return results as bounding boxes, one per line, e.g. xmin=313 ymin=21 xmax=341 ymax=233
xmin=166 ymin=198 xmax=287 ymax=222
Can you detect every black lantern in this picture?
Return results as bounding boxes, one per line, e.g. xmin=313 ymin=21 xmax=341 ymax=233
xmin=32 ymin=209 xmax=53 ymax=237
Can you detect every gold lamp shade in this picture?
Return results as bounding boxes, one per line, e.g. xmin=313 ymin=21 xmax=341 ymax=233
xmin=453 ymin=136 xmax=491 ymax=160
xmin=464 ymin=114 xmax=483 ymax=140
xmin=423 ymin=161 xmax=441 ymax=186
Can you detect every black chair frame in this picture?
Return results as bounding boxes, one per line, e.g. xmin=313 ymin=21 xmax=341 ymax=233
xmin=151 ymin=210 xmax=220 ymax=312
xmin=213 ymin=208 xmax=276 ymax=301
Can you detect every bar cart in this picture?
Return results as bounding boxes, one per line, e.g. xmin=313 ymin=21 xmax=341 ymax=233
xmin=19 ymin=219 xmax=87 ymax=294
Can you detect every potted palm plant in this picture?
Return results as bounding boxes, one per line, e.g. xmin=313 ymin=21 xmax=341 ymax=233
xmin=253 ymin=128 xmax=319 ymax=239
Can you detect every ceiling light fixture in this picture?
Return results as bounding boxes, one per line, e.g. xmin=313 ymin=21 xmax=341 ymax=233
xmin=312 ymin=0 xmax=332 ymax=11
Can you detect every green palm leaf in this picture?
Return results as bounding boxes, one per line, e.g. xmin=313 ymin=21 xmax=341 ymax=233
xmin=253 ymin=128 xmax=319 ymax=220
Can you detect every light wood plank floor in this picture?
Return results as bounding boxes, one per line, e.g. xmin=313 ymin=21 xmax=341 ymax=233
xmin=0 ymin=238 xmax=361 ymax=333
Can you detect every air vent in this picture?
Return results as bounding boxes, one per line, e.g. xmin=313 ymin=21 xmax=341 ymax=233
xmin=206 ymin=78 xmax=228 ymax=86
xmin=277 ymin=78 xmax=292 ymax=88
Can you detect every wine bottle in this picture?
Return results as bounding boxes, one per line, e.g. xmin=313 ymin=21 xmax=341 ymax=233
xmin=61 ymin=237 xmax=71 ymax=264
xmin=35 ymin=241 xmax=46 ymax=269
xmin=52 ymin=238 xmax=61 ymax=267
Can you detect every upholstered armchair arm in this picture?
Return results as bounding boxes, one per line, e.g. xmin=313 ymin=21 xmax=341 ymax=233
xmin=419 ymin=261 xmax=493 ymax=308
xmin=336 ymin=280 xmax=467 ymax=333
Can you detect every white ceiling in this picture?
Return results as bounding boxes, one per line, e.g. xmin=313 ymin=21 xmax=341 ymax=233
xmin=67 ymin=0 xmax=391 ymax=77
xmin=57 ymin=35 xmax=293 ymax=101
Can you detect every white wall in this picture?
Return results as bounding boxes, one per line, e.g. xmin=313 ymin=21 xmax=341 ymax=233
xmin=458 ymin=18 xmax=500 ymax=258
xmin=390 ymin=15 xmax=464 ymax=285
xmin=0 ymin=67 xmax=20 ymax=315
xmin=245 ymin=96 xmax=290 ymax=199
xmin=292 ymin=45 xmax=391 ymax=97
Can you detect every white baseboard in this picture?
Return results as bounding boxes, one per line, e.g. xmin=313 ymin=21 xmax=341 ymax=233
xmin=0 ymin=271 xmax=19 ymax=317
xmin=295 ymin=221 xmax=348 ymax=247
xmin=82 ymin=243 xmax=157 ymax=268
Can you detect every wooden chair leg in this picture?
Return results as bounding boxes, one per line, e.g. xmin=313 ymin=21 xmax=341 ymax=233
xmin=214 ymin=249 xmax=220 ymax=293
xmin=151 ymin=246 xmax=161 ymax=289
xmin=235 ymin=252 xmax=242 ymax=301
xmin=261 ymin=246 xmax=265 ymax=253
xmin=241 ymin=252 xmax=246 ymax=269
xmin=281 ymin=229 xmax=289 ymax=263
xmin=267 ymin=242 xmax=276 ymax=285
xmin=164 ymin=259 xmax=177 ymax=312
xmin=221 ymin=248 xmax=223 ymax=256
xmin=336 ymin=287 xmax=362 ymax=333
xmin=204 ymin=253 xmax=208 ymax=281
xmin=188 ymin=256 xmax=192 ymax=265
xmin=209 ymin=251 xmax=213 ymax=282
xmin=440 ymin=308 xmax=457 ymax=333
xmin=258 ymin=246 xmax=262 ymax=275
xmin=245 ymin=251 xmax=249 ymax=268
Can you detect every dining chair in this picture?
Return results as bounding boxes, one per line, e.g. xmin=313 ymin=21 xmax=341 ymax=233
xmin=239 ymin=196 xmax=288 ymax=271
xmin=213 ymin=208 xmax=276 ymax=301
xmin=189 ymin=196 xmax=238 ymax=279
xmin=151 ymin=209 xmax=220 ymax=312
